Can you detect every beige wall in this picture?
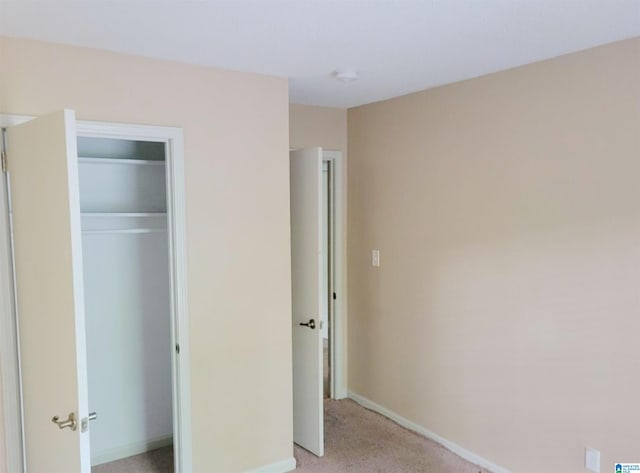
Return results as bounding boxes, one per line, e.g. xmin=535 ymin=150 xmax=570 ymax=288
xmin=347 ymin=38 xmax=640 ymax=473
xmin=0 ymin=36 xmax=293 ymax=473
xmin=289 ymin=103 xmax=347 ymax=151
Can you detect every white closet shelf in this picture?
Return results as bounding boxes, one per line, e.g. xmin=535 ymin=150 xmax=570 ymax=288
xmin=81 ymin=213 xmax=167 ymax=234
xmin=79 ymin=157 xmax=165 ymax=166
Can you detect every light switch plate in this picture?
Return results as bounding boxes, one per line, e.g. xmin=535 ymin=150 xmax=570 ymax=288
xmin=371 ymin=249 xmax=380 ymax=267
xmin=585 ymin=447 xmax=600 ymax=473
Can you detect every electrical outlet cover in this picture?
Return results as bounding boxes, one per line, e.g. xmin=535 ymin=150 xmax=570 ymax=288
xmin=585 ymin=447 xmax=600 ymax=473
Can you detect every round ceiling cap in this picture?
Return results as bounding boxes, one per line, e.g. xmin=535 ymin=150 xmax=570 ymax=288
xmin=333 ymin=69 xmax=359 ymax=82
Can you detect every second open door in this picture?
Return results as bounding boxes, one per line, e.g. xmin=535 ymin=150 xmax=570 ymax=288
xmin=290 ymin=147 xmax=324 ymax=457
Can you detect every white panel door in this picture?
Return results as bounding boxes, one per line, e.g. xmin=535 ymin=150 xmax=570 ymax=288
xmin=6 ymin=110 xmax=91 ymax=473
xmin=290 ymin=147 xmax=324 ymax=457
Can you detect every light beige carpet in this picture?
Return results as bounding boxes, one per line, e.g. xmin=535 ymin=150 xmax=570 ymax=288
xmin=93 ymin=400 xmax=489 ymax=473
xmin=294 ymin=399 xmax=490 ymax=473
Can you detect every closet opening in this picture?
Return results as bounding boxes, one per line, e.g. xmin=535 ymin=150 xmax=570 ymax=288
xmin=77 ymin=136 xmax=175 ymax=472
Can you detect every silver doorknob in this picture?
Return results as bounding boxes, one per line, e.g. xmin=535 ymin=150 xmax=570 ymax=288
xmin=299 ymin=319 xmax=316 ymax=329
xmin=52 ymin=412 xmax=77 ymax=431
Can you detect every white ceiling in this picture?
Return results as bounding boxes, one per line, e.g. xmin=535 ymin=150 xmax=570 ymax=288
xmin=1 ymin=1 xmax=638 ymax=108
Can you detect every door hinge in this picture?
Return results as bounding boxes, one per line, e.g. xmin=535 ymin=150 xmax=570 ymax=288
xmin=175 ymin=343 xmax=180 ymax=355
xmin=1 ymin=150 xmax=6 ymax=173
xmin=333 ymin=292 xmax=337 ymax=300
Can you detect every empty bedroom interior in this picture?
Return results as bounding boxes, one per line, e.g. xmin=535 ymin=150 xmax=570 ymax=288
xmin=1 ymin=4 xmax=639 ymax=473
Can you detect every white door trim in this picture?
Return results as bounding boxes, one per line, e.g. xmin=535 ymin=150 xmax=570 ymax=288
xmin=0 ymin=119 xmax=26 ymax=473
xmin=322 ymin=150 xmax=347 ymax=399
xmin=0 ymin=114 xmax=192 ymax=473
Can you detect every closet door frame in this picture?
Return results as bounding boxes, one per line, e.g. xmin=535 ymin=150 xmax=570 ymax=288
xmin=0 ymin=114 xmax=192 ymax=473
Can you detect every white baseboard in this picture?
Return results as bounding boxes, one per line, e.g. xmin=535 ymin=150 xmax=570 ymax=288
xmin=348 ymin=391 xmax=511 ymax=473
xmin=91 ymin=434 xmax=173 ymax=466
xmin=243 ymin=457 xmax=296 ymax=473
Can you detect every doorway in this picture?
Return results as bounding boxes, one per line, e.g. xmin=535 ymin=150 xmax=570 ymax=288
xmin=321 ymin=150 xmax=345 ymax=402
xmin=0 ymin=112 xmax=192 ymax=473
xmin=321 ymin=157 xmax=336 ymax=400
xmin=321 ymin=159 xmax=331 ymax=399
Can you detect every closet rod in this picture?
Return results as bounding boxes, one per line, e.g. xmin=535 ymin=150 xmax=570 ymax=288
xmin=82 ymin=228 xmax=167 ymax=235
xmin=81 ymin=212 xmax=167 ymax=217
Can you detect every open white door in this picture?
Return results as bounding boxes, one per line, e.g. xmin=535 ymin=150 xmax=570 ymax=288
xmin=290 ymin=147 xmax=324 ymax=457
xmin=6 ymin=110 xmax=91 ymax=473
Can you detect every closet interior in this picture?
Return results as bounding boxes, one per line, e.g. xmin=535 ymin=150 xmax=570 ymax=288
xmin=77 ymin=137 xmax=174 ymax=468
